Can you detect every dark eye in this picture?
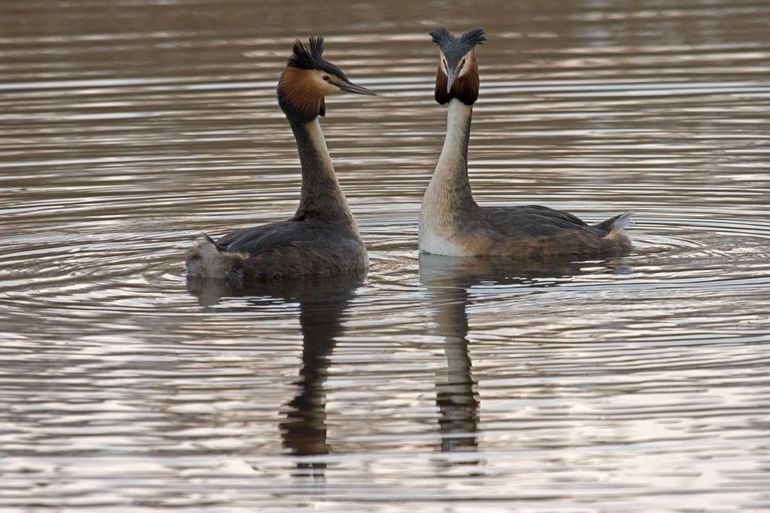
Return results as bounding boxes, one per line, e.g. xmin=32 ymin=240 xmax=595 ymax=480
xmin=460 ymin=59 xmax=466 ymax=67
xmin=322 ymin=75 xmax=331 ymax=82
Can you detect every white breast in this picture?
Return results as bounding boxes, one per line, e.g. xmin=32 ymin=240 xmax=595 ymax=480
xmin=418 ymin=217 xmax=471 ymax=256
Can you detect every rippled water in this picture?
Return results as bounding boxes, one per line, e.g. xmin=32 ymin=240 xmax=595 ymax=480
xmin=2 ymin=0 xmax=770 ymax=511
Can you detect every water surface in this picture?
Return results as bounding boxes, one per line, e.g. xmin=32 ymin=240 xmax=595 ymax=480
xmin=2 ymin=1 xmax=770 ymax=511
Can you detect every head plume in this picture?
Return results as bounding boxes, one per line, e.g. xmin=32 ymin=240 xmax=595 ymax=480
xmin=430 ymin=27 xmax=486 ymax=105
xmin=288 ymin=36 xmax=326 ymax=69
xmin=429 ymin=28 xmax=486 ymax=64
xmin=277 ymin=36 xmax=375 ymax=123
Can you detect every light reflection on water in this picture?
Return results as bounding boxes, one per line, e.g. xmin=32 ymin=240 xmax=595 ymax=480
xmin=1 ymin=0 xmax=770 ymax=511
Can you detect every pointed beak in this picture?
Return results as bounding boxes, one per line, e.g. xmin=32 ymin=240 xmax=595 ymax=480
xmin=338 ymin=79 xmax=376 ymax=96
xmin=446 ymin=66 xmax=460 ymax=93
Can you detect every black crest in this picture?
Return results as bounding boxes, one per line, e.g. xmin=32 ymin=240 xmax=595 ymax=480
xmin=429 ymin=27 xmax=486 ymax=63
xmin=286 ymin=36 xmax=349 ymax=80
xmin=431 ymin=28 xmax=485 ymax=106
xmin=288 ymin=36 xmax=326 ymax=69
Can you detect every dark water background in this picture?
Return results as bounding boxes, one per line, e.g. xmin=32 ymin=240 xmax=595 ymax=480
xmin=1 ymin=1 xmax=769 ymax=511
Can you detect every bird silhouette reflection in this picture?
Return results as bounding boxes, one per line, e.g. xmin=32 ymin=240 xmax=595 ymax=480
xmin=187 ymin=274 xmax=361 ymax=479
xmin=419 ymin=254 xmax=622 ymax=464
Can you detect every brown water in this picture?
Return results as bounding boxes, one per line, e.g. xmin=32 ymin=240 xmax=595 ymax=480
xmin=2 ymin=1 xmax=770 ymax=511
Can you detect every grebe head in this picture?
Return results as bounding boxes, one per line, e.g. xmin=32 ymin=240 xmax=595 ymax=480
xmin=277 ymin=36 xmax=375 ymax=123
xmin=429 ymin=27 xmax=486 ymax=105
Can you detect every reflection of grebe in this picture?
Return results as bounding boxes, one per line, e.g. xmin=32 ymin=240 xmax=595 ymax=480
xmin=419 ymin=28 xmax=632 ymax=259
xmin=187 ymin=274 xmax=360 ymax=478
xmin=430 ymin=283 xmax=480 ymax=457
xmin=419 ymin=254 xmax=618 ymax=461
xmin=278 ymin=280 xmax=357 ymax=477
xmin=187 ymin=37 xmax=374 ymax=284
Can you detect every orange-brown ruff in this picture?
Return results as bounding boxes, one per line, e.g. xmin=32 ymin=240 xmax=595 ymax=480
xmin=186 ymin=37 xmax=375 ymax=284
xmin=419 ymin=28 xmax=631 ymax=259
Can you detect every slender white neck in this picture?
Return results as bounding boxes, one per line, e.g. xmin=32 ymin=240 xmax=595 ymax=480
xmin=437 ymin=100 xmax=472 ymax=173
xmin=424 ymin=99 xmax=476 ymax=210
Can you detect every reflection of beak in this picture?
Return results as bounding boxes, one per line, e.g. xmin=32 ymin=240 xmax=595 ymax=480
xmin=446 ymin=66 xmax=460 ymax=93
xmin=339 ymin=79 xmax=376 ymax=96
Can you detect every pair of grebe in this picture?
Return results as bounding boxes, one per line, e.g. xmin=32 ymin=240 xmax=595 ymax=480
xmin=187 ymin=30 xmax=631 ymax=284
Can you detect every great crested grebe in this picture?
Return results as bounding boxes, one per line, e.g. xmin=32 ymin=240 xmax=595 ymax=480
xmin=187 ymin=37 xmax=375 ymax=283
xmin=419 ymin=28 xmax=632 ymax=259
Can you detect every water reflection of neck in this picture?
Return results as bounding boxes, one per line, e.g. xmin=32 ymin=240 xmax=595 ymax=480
xmin=426 ymin=279 xmax=480 ymax=457
xmin=279 ymin=285 xmax=354 ymax=477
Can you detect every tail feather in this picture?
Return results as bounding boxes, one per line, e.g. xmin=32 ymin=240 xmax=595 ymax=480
xmin=595 ymin=212 xmax=633 ymax=237
xmin=203 ymin=232 xmax=221 ymax=252
xmin=187 ymin=233 xmax=244 ymax=278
